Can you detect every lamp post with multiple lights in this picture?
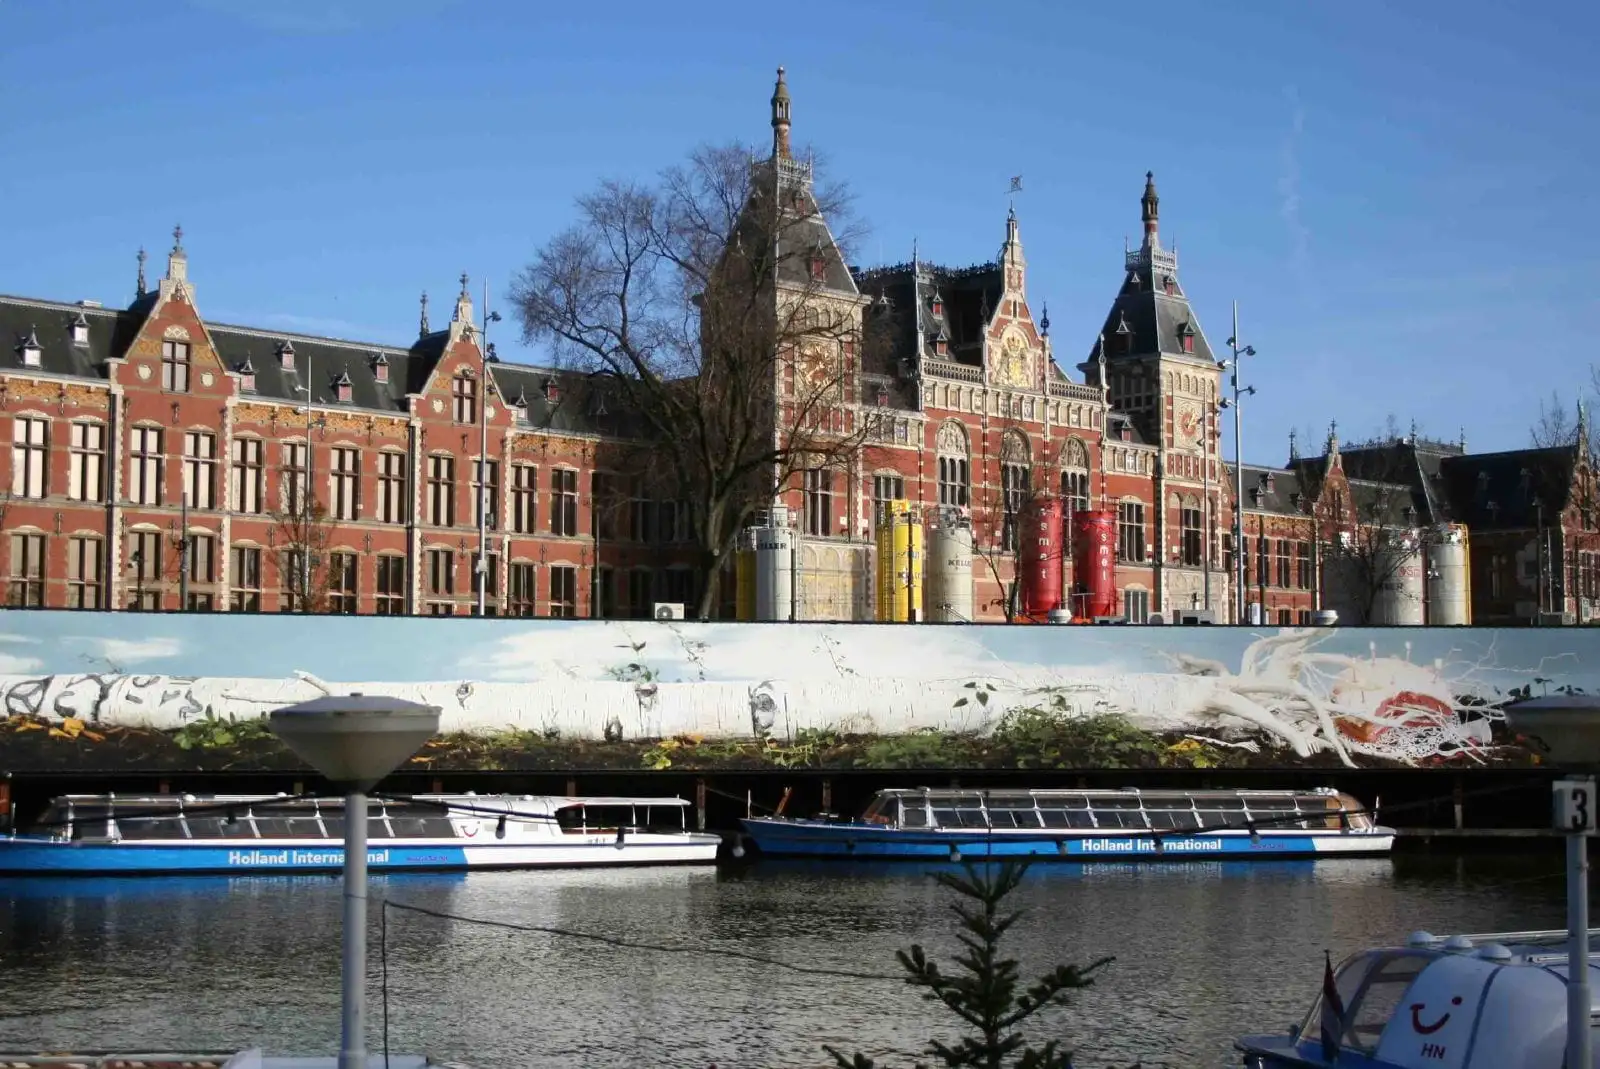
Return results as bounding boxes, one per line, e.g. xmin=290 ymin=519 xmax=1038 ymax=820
xmin=1218 ymin=301 xmax=1256 ymax=625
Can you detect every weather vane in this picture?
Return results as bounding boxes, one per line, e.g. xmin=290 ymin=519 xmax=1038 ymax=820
xmin=1008 ymin=175 xmax=1023 ymax=213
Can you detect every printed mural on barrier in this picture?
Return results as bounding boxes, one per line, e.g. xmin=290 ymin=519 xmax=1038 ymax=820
xmin=0 ymin=611 xmax=1593 ymax=772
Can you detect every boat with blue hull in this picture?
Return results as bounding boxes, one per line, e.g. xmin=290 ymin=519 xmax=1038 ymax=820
xmin=739 ymin=787 xmax=1393 ymax=861
xmin=0 ymin=792 xmax=723 ymax=875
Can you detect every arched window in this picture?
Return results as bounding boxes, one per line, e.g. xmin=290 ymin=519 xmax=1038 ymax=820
xmin=1000 ymin=431 xmax=1031 ymax=552
xmin=936 ymin=422 xmax=969 ymax=508
xmin=1059 ymin=437 xmax=1091 ymax=515
xmin=1180 ymin=495 xmax=1204 ymax=566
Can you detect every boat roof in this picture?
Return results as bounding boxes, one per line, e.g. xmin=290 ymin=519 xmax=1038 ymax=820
xmin=46 ymin=793 xmax=689 ymax=807
xmin=0 ymin=1054 xmax=467 ymax=1069
xmin=1392 ymin=927 xmax=1600 ymax=973
xmin=876 ymin=787 xmax=1341 ymax=799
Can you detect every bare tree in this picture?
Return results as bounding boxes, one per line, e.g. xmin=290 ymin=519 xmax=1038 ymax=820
xmin=1318 ymin=475 xmax=1424 ymax=626
xmin=964 ymin=425 xmax=1068 ymax=623
xmin=269 ymin=482 xmax=339 ymax=613
xmin=510 ymin=142 xmax=894 ymax=619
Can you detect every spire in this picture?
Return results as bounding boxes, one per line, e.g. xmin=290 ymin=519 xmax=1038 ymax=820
xmin=420 ymin=291 xmax=431 ymax=338
xmin=1326 ymin=419 xmax=1340 ymax=458
xmin=136 ymin=247 xmax=147 ymax=298
xmin=453 ymin=272 xmax=474 ymax=327
xmin=1001 ymin=203 xmax=1025 ymax=292
xmin=1040 ymin=302 xmax=1051 ymax=338
xmin=1458 ymin=427 xmax=1467 ymax=453
xmin=1579 ymin=398 xmax=1590 ymax=447
xmin=1140 ymin=171 xmax=1160 ymax=249
xmin=166 ymin=223 xmax=188 ymax=283
xmin=770 ymin=66 xmax=792 ymax=160
xmin=1289 ymin=427 xmax=1300 ymax=462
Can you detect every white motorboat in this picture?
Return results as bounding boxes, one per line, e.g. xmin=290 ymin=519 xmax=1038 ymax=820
xmin=1237 ymin=927 xmax=1600 ymax=1068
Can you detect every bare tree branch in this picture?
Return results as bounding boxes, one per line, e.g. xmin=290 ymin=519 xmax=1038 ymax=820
xmin=268 ymin=483 xmax=339 ymax=613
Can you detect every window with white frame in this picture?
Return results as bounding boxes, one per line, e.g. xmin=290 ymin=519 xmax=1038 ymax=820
xmin=182 ymin=431 xmax=216 ymax=509
xmin=230 ymin=545 xmax=262 ymax=612
xmin=377 ymin=451 xmax=408 ymax=524
xmin=67 ymin=536 xmax=102 ymax=609
xmin=11 ymin=417 xmax=47 ymax=499
xmin=1123 ymin=588 xmax=1150 ymax=624
xmin=548 ymin=564 xmax=577 ymax=618
xmin=427 ymin=455 xmax=456 ymax=527
xmin=329 ymin=447 xmax=359 ymax=521
xmin=281 ymin=441 xmax=309 ymax=516
xmin=161 ymin=340 xmax=191 ymax=392
xmin=130 ymin=427 xmax=164 ymax=505
xmin=68 ymin=422 xmax=105 ymax=503
xmin=474 ymin=458 xmax=500 ymax=531
xmin=231 ymin=438 xmax=263 ymax=514
xmin=804 ymin=468 xmax=833 ymax=536
xmin=7 ymin=533 xmax=45 ymax=607
xmin=872 ymin=473 xmax=905 ymax=527
xmin=507 ymin=562 xmax=536 ymax=617
xmin=510 ymin=464 xmax=537 ymax=533
xmin=551 ymin=469 xmax=578 ymax=536
xmin=375 ymin=555 xmax=406 ymax=615
xmin=1117 ymin=501 xmax=1146 ymax=563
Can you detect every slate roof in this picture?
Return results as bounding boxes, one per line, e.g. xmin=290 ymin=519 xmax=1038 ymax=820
xmin=853 ymin=261 xmax=1001 ymax=372
xmin=1435 ymin=445 xmax=1581 ymax=530
xmin=734 ymin=158 xmax=858 ymax=297
xmin=0 ymin=293 xmax=632 ymax=439
xmin=1327 ymin=437 xmax=1465 ymax=525
xmin=1229 ymin=463 xmax=1312 ymax=516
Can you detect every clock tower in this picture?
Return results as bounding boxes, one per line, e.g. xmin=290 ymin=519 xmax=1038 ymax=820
xmin=1079 ymin=172 xmax=1226 ymax=618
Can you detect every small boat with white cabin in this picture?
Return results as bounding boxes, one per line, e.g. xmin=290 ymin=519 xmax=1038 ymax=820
xmin=739 ymin=786 xmax=1393 ymax=860
xmin=1236 ymin=928 xmax=1600 ymax=1068
xmin=0 ymin=792 xmax=722 ymax=875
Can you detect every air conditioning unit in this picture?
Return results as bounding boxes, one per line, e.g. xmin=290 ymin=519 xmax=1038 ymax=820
xmin=654 ymin=602 xmax=686 ymax=620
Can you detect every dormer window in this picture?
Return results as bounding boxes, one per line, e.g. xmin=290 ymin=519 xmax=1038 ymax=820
xmin=935 ymin=335 xmax=948 ymax=357
xmin=809 ymin=254 xmax=826 ymax=282
xmin=16 ymin=326 xmax=41 ymax=368
xmin=1178 ymin=321 xmax=1195 ymax=354
xmin=370 ymin=352 xmax=390 ymax=384
xmin=236 ymin=357 xmax=256 ymax=392
xmin=70 ymin=312 xmax=89 ymax=346
xmin=874 ymin=385 xmax=889 ymax=407
xmin=931 ymin=291 xmax=944 ymax=318
xmin=333 ymin=370 xmax=353 ymax=404
xmin=278 ymin=339 xmax=296 ymax=371
xmin=1162 ymin=275 xmax=1176 ymax=296
xmin=1290 ymin=492 xmax=1304 ymax=510
xmin=543 ymin=378 xmax=561 ymax=403
xmin=1115 ymin=313 xmax=1133 ymax=354
xmin=1262 ymin=473 xmax=1276 ymax=493
xmin=512 ymin=387 xmax=529 ymax=410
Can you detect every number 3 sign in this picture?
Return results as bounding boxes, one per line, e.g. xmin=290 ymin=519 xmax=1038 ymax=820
xmin=1555 ymin=778 xmax=1598 ymax=833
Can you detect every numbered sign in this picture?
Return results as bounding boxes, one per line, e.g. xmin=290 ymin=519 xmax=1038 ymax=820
xmin=1554 ymin=778 xmax=1598 ymax=833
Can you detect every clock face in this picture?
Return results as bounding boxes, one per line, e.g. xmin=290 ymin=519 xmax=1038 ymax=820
xmin=1176 ymin=404 xmax=1201 ymax=445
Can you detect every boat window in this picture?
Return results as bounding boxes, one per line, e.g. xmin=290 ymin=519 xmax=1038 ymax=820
xmin=929 ymin=795 xmax=986 ymax=829
xmin=385 ymin=802 xmax=456 ymax=838
xmin=1194 ymin=808 xmax=1250 ymax=829
xmin=1298 ymin=952 xmax=1381 ymax=1042
xmin=111 ymin=809 xmax=190 ymax=840
xmin=1341 ymin=952 xmax=1431 ymax=1053
xmin=900 ymin=799 xmax=928 ymax=828
xmin=1144 ymin=806 xmax=1200 ymax=831
xmin=1089 ymin=797 xmax=1147 ymax=830
xmin=580 ymin=805 xmax=636 ymax=830
xmin=862 ymin=796 xmax=899 ymax=825
xmin=185 ymin=815 xmax=244 ymax=839
xmin=985 ymin=796 xmax=1041 ymax=828
xmin=252 ymin=804 xmax=325 ymax=839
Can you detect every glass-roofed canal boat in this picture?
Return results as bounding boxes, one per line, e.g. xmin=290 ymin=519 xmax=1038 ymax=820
xmin=738 ymin=787 xmax=1393 ymax=861
xmin=0 ymin=792 xmax=723 ymax=875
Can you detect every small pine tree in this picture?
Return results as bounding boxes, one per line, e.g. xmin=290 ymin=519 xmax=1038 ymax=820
xmin=824 ymin=859 xmax=1118 ymax=1069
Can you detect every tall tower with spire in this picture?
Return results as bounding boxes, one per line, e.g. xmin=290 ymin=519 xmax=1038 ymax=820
xmin=771 ymin=66 xmax=792 ymax=160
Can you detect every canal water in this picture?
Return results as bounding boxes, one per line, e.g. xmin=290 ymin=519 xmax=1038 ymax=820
xmin=0 ymin=851 xmax=1574 ymax=1068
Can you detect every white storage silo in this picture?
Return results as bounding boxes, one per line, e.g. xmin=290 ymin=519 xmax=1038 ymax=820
xmin=1371 ymin=536 xmax=1426 ymax=626
xmin=924 ymin=508 xmax=974 ymax=623
xmin=1426 ymin=523 xmax=1471 ymax=626
xmin=753 ymin=506 xmax=795 ymax=621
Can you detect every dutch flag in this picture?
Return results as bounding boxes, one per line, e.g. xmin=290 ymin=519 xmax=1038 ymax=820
xmin=1321 ymin=949 xmax=1347 ymax=1060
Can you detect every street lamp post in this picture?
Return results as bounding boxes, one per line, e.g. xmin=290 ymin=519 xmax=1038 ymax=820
xmin=268 ymin=694 xmax=442 ymax=1069
xmin=473 ymin=278 xmax=503 ymax=618
xmin=1219 ymin=301 xmax=1256 ymax=625
xmin=1504 ymin=693 xmax=1600 ymax=1069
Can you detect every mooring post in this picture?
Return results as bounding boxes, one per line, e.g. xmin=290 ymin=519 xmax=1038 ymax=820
xmin=695 ymin=778 xmax=707 ymax=832
xmin=0 ymin=774 xmax=10 ymax=834
xmin=430 ymin=777 xmax=443 ymax=795
xmin=1453 ymin=778 xmax=1465 ymax=831
xmin=821 ymin=779 xmax=833 ymax=815
xmin=746 ymin=789 xmax=753 ymax=818
xmin=158 ymin=779 xmax=170 ymax=794
xmin=566 ymin=776 xmax=578 ymax=798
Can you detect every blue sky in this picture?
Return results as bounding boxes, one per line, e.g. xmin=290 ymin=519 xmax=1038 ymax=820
xmin=1 ymin=0 xmax=1594 ymax=461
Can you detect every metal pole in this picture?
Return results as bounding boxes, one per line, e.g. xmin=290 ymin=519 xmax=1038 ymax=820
xmin=905 ymin=508 xmax=916 ymax=623
xmin=303 ymin=363 xmax=314 ymax=612
xmin=1230 ymin=301 xmax=1248 ymax=625
xmin=340 ymin=789 xmax=370 ymax=1069
xmin=1202 ymin=403 xmax=1212 ymax=614
xmin=477 ymin=278 xmax=491 ymax=617
xmin=1569 ymin=787 xmax=1594 ymax=1069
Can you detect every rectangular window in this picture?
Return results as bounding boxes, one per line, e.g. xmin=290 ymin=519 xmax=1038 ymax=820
xmin=507 ymin=562 xmax=537 ymax=617
xmin=129 ymin=529 xmax=163 ymax=586
xmin=182 ymin=431 xmax=217 ymax=509
xmin=230 ymin=546 xmax=262 ymax=612
xmin=596 ymin=566 xmax=616 ymax=618
xmin=7 ymin=533 xmax=45 ymax=607
xmin=804 ymin=468 xmax=833 ymax=537
xmin=426 ymin=547 xmax=454 ymax=596
xmin=627 ymin=568 xmax=655 ymax=618
xmin=1000 ymin=463 xmax=1029 ymax=553
xmin=328 ymin=551 xmax=358 ymax=614
xmin=68 ymin=422 xmax=105 ymax=503
xmin=376 ymin=452 xmax=408 ymax=524
xmin=474 ymin=458 xmax=500 ymax=531
xmin=1256 ymin=535 xmax=1270 ymax=589
xmin=231 ymin=438 xmax=264 ymax=514
xmin=66 ymin=536 xmax=102 ymax=609
xmin=1117 ymin=501 xmax=1146 ymax=563
xmin=1276 ymin=539 xmax=1292 ymax=589
xmin=592 ymin=472 xmax=619 ymax=540
xmin=427 ymin=455 xmax=455 ymax=527
xmin=1122 ymin=588 xmax=1150 ymax=624
xmin=282 ymin=548 xmax=309 ymax=612
xmin=187 ymin=531 xmax=215 ymax=584
xmin=161 ymin=340 xmax=191 ymax=393
xmin=186 ymin=591 xmax=214 ymax=612
xmin=938 ymin=455 xmax=969 ymax=508
xmin=873 ymin=474 xmax=905 ymax=527
xmin=282 ymin=442 xmax=309 ymax=516
xmin=1296 ymin=541 xmax=1313 ymax=590
xmin=656 ymin=500 xmax=689 ymax=544
xmin=661 ymin=568 xmax=695 ymax=609
xmin=1180 ymin=506 xmax=1204 ymax=567
xmin=327 ymin=447 xmax=360 ymax=521
xmin=510 ymin=464 xmax=538 ymax=534
xmin=551 ymin=469 xmax=578 ymax=536
xmin=11 ymin=417 xmax=48 ymax=499
xmin=470 ymin=552 xmax=499 ymax=600
xmin=452 ymin=375 xmax=478 ymax=424
xmin=1277 ymin=608 xmax=1293 ymax=626
xmin=628 ymin=481 xmax=655 ymax=543
xmin=375 ymin=555 xmax=407 ymax=615
xmin=549 ymin=564 xmax=577 ymax=618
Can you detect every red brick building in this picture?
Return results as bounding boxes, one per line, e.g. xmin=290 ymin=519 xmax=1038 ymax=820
xmin=1 ymin=237 xmax=699 ymax=617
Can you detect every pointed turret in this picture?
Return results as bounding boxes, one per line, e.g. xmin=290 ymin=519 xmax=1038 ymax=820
xmin=135 ymin=247 xmax=147 ymax=299
xmin=453 ymin=272 xmax=474 ymax=327
xmin=1000 ymin=206 xmax=1025 ymax=293
xmin=167 ymin=224 xmax=187 ymax=283
xmin=420 ymin=290 xmax=431 ymax=338
xmin=771 ymin=66 xmax=792 ymax=160
xmin=1141 ymin=171 xmax=1160 ymax=249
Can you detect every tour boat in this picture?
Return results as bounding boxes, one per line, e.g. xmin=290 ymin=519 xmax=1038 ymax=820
xmin=738 ymin=787 xmax=1393 ymax=860
xmin=0 ymin=1053 xmax=468 ymax=1068
xmin=0 ymin=792 xmax=723 ymax=875
xmin=1236 ymin=927 xmax=1600 ymax=1068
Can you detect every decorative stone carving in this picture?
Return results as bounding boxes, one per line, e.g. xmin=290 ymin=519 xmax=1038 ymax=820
xmin=200 ymin=371 xmax=214 ymax=388
xmin=163 ymin=325 xmax=191 ymax=341
xmin=935 ymin=421 xmax=967 ymax=455
xmin=1000 ymin=429 xmax=1030 ymax=464
xmin=431 ymin=398 xmax=444 ymax=413
xmin=137 ymin=365 xmax=152 ymax=381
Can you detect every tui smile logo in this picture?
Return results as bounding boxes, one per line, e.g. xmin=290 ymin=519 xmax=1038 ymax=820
xmin=1410 ymin=995 xmax=1462 ymax=1035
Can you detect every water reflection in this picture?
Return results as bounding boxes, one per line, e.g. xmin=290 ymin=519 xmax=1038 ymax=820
xmin=0 ymin=853 xmax=1571 ymax=1068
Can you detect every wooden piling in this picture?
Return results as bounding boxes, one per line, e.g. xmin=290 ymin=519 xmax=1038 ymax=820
xmin=566 ymin=776 xmax=578 ymax=798
xmin=1453 ymin=778 xmax=1465 ymax=830
xmin=821 ymin=779 xmax=832 ymax=814
xmin=696 ymin=778 xmax=707 ymax=832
